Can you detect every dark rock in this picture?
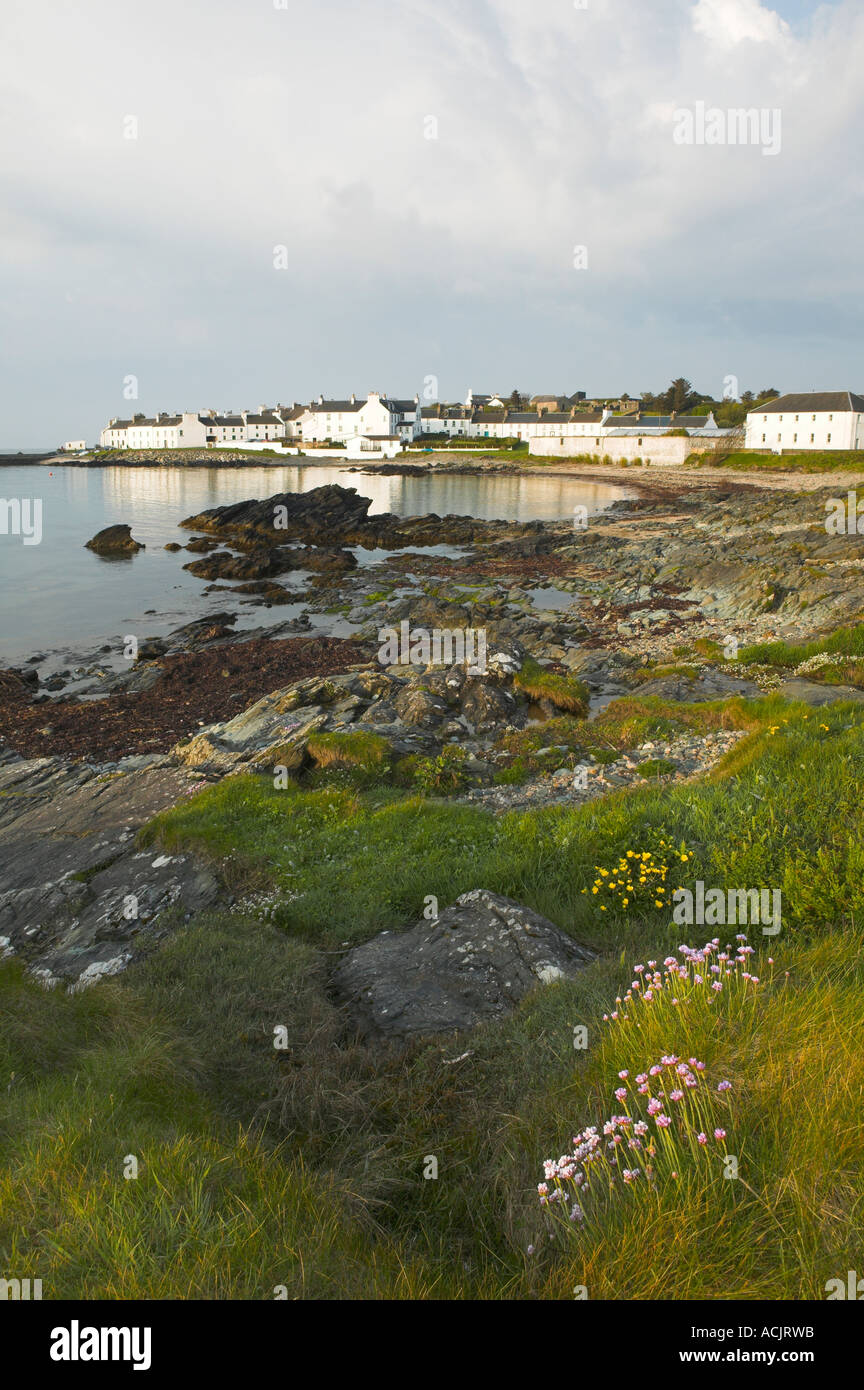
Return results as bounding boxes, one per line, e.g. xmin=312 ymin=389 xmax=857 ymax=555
xmin=332 ymin=889 xmax=594 ymax=1038
xmin=85 ymin=524 xmax=145 ymax=555
xmin=393 ymin=684 xmax=448 ymax=727
xmin=460 ymin=679 xmax=516 ymax=731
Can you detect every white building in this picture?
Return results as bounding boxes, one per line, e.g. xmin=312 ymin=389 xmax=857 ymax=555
xmin=745 ymin=392 xmax=864 ymax=451
xmin=100 ymin=412 xmax=210 ymax=449
xmin=298 ymin=392 xmax=419 ymax=443
xmin=61 ymin=440 xmax=87 ymax=452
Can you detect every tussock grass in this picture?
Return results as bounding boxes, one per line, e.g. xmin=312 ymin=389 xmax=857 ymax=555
xmin=514 ymin=660 xmax=590 ymax=715
xmin=306 ymin=729 xmax=392 ymax=772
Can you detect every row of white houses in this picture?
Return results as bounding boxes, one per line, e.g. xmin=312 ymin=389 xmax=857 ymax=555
xmin=99 ymin=396 xmax=723 ymax=451
xmin=100 ymin=394 xmax=419 ymax=450
xmin=97 ymin=390 xmax=864 ymax=455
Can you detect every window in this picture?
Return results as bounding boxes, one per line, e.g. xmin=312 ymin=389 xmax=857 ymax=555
xmin=828 ymin=434 xmax=832 ymax=443
xmin=810 ymin=435 xmax=815 ymax=443
xmin=795 ymin=415 xmax=799 ymax=422
xmin=762 ymin=434 xmax=766 ymax=443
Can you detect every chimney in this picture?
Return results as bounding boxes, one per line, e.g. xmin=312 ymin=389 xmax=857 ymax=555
xmin=318 ymin=393 xmax=324 ymax=405
xmin=351 ymin=392 xmax=356 ymax=404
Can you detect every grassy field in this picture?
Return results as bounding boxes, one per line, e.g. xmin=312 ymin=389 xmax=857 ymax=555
xmin=3 ymin=691 xmax=864 ymax=1298
xmin=706 ymin=449 xmax=864 ymax=473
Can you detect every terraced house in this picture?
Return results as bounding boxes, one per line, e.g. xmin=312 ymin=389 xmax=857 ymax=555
xmin=297 ymin=392 xmax=420 ymax=443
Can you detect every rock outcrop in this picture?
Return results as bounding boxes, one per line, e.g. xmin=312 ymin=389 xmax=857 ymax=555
xmin=332 ymin=889 xmax=594 ymax=1038
xmin=85 ymin=524 xmax=145 ymax=555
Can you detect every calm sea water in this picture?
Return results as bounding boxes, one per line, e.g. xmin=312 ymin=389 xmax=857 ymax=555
xmin=0 ymin=463 xmax=635 ymax=667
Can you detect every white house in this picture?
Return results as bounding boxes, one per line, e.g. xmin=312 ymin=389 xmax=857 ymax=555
xmin=100 ymin=412 xmax=210 ymax=449
xmin=297 ymin=392 xmax=418 ymax=443
xmin=61 ymin=440 xmax=87 ymax=452
xmin=745 ymin=392 xmax=864 ymax=451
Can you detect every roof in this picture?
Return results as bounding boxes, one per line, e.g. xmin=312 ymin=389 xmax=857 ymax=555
xmin=311 ymin=399 xmax=364 ymax=413
xmin=385 ymin=399 xmax=417 ymax=412
xmin=245 ymin=413 xmax=280 ymax=424
xmin=752 ymin=391 xmax=864 ymax=415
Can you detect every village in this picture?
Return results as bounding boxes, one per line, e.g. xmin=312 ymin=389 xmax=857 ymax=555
xmin=74 ymin=388 xmax=864 ymax=466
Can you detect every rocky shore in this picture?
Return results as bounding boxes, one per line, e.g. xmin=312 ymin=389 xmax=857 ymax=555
xmin=3 ymin=473 xmax=864 ymax=990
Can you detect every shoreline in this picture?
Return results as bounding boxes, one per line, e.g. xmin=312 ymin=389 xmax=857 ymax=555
xmin=9 ymin=448 xmax=864 ymax=494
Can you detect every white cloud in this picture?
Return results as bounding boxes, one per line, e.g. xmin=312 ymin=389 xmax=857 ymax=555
xmin=691 ymin=0 xmax=792 ymax=47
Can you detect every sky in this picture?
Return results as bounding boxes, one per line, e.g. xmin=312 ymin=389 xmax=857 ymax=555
xmin=0 ymin=0 xmax=859 ymax=447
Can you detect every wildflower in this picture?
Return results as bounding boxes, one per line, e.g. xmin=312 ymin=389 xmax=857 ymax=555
xmin=717 ymin=1080 xmax=732 ymax=1092
xmin=656 ymin=1114 xmax=672 ymax=1128
xmin=669 ymin=1089 xmax=684 ymax=1102
xmin=618 ymin=1070 xmax=629 ymax=1080
xmin=614 ymin=1088 xmax=627 ymax=1102
xmin=697 ymin=1132 xmax=708 ymax=1146
xmin=714 ymin=1128 xmax=727 ymax=1141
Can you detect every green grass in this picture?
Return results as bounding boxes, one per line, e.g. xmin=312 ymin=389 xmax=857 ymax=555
xmin=707 ymin=450 xmax=864 ymax=473
xmin=513 ymin=659 xmax=590 ymax=715
xmin=739 ymin=620 xmax=864 ymax=668
xmin=4 ymin=691 xmax=864 ymax=1297
xmin=306 ymin=729 xmax=392 ymax=773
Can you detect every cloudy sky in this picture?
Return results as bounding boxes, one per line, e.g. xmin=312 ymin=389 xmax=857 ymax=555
xmin=0 ymin=0 xmax=859 ymax=446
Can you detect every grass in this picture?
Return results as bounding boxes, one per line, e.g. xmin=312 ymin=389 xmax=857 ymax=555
xmin=513 ymin=659 xmax=590 ymax=715
xmin=707 ymin=450 xmax=864 ymax=473
xmin=4 ymin=690 xmax=864 ymax=1297
xmin=306 ymin=729 xmax=392 ymax=773
xmin=739 ymin=620 xmax=864 ymax=668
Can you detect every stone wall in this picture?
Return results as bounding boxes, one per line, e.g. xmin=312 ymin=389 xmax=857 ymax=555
xmin=528 ymin=435 xmax=727 ymax=465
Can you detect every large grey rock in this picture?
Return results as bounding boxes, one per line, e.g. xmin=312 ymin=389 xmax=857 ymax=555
xmin=777 ymin=678 xmax=864 ymax=706
xmin=0 ymin=752 xmax=218 ymax=987
xmin=333 ymin=889 xmax=593 ymax=1039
